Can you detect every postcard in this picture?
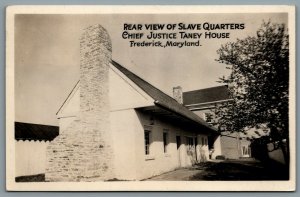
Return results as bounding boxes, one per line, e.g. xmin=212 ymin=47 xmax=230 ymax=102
xmin=6 ymin=5 xmax=296 ymax=191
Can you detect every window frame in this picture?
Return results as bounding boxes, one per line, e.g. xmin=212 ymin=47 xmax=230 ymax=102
xmin=144 ymin=130 xmax=151 ymax=155
xmin=186 ymin=136 xmax=194 ymax=152
xmin=203 ymin=112 xmax=213 ymax=123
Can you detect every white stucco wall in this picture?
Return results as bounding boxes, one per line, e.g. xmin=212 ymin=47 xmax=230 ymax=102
xmin=196 ymin=134 xmax=209 ymax=162
xmin=132 ymin=111 xmax=209 ymax=180
xmin=15 ymin=140 xmax=49 ymax=177
xmin=58 ymin=106 xmax=210 ymax=180
xmin=211 ymin=135 xmax=222 ymax=159
xmin=134 ymin=112 xmax=180 ymax=180
xmin=110 ymin=109 xmax=138 ymax=180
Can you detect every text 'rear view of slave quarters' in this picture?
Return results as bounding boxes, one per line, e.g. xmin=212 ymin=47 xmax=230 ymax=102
xmin=10 ymin=9 xmax=294 ymax=188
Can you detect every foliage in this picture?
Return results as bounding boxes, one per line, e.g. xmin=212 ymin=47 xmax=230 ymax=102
xmin=214 ymin=21 xmax=289 ymax=143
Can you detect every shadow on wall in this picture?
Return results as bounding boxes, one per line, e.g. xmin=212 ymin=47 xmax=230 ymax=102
xmin=199 ymin=149 xmax=207 ymax=162
xmin=187 ymin=150 xmax=197 ymax=164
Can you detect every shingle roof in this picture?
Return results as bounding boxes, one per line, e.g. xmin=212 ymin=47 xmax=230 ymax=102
xmin=183 ymin=85 xmax=230 ymax=105
xmin=111 ymin=61 xmax=217 ymax=133
xmin=15 ymin=122 xmax=59 ymax=141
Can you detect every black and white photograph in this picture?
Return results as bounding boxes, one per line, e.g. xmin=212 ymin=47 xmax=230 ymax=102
xmin=6 ymin=5 xmax=295 ymax=191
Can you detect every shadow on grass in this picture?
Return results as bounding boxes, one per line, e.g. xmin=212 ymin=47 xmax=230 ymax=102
xmin=190 ymin=160 xmax=289 ymax=181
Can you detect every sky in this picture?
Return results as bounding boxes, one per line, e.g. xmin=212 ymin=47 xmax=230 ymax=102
xmin=14 ymin=13 xmax=288 ymax=126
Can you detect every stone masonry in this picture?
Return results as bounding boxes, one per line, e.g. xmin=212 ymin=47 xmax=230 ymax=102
xmin=173 ymin=86 xmax=183 ymax=104
xmin=45 ymin=25 xmax=114 ymax=181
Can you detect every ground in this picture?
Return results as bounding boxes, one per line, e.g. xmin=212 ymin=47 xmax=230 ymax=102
xmin=15 ymin=174 xmax=45 ymax=182
xmin=146 ymin=159 xmax=289 ymax=181
xmin=15 ymin=159 xmax=289 ymax=182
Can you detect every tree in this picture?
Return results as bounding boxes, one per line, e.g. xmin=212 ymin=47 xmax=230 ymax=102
xmin=214 ymin=21 xmax=289 ymax=164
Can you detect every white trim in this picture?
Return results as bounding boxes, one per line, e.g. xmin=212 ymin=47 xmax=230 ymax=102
xmin=57 ymin=114 xmax=78 ymax=119
xmin=56 ymin=80 xmax=80 ymax=116
xmin=145 ymin=155 xmax=155 ymax=161
xmin=185 ymin=99 xmax=233 ymax=107
xmin=144 ymin=125 xmax=153 ymax=131
xmin=189 ymin=106 xmax=214 ymax=111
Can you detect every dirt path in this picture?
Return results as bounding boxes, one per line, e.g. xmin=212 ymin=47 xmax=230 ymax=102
xmin=145 ymin=159 xmax=289 ymax=181
xmin=146 ymin=168 xmax=203 ymax=181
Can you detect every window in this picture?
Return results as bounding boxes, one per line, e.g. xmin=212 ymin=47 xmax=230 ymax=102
xmin=144 ymin=130 xmax=150 ymax=155
xmin=204 ymin=112 xmax=213 ymax=123
xmin=163 ymin=132 xmax=168 ymax=153
xmin=186 ymin=137 xmax=194 ymax=152
xmin=194 ymin=137 xmax=198 ymax=161
xmin=176 ymin=136 xmax=181 ymax=149
xmin=242 ymin=145 xmax=250 ymax=156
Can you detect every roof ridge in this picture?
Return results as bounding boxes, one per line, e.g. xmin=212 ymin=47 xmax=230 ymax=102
xmin=183 ymin=85 xmax=228 ymax=94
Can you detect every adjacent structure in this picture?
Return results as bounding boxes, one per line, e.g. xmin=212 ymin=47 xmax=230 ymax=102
xmin=182 ymin=86 xmax=251 ymax=159
xmin=15 ymin=122 xmax=59 ymax=177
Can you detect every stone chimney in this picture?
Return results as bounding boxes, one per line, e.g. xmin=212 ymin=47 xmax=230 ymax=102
xmin=45 ymin=25 xmax=114 ymax=182
xmin=173 ymin=86 xmax=183 ymax=104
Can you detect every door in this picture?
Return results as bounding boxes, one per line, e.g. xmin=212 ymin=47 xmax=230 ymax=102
xmin=241 ymin=145 xmax=250 ymax=157
xmin=194 ymin=137 xmax=198 ymax=162
xmin=176 ymin=136 xmax=181 ymax=166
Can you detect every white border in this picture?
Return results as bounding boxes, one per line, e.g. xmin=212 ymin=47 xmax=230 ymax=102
xmin=6 ymin=5 xmax=296 ymax=191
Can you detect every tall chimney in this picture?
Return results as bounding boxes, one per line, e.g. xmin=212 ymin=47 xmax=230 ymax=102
xmin=173 ymin=86 xmax=183 ymax=104
xmin=46 ymin=25 xmax=114 ymax=181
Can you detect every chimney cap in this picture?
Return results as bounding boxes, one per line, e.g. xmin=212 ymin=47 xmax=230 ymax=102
xmin=173 ymin=86 xmax=182 ymax=90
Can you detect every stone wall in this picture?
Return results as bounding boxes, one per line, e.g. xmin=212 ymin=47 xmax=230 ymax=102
xmin=45 ymin=25 xmax=114 ymax=181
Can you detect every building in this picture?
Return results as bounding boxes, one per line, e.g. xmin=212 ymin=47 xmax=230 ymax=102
xmin=182 ymin=85 xmax=251 ymax=159
xmin=15 ymin=122 xmax=59 ymax=178
xmin=48 ymin=60 xmax=220 ymax=181
xmin=44 ymin=25 xmax=220 ymax=182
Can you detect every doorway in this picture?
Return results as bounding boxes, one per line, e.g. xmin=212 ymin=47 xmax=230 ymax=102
xmin=176 ymin=136 xmax=181 ymax=166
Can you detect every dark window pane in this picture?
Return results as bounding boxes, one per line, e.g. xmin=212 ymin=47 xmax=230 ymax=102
xmin=145 ymin=131 xmax=150 ymax=155
xmin=163 ymin=132 xmax=168 ymax=153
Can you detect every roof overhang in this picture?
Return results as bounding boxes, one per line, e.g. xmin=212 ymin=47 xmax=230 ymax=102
xmin=139 ymin=104 xmax=219 ymax=136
